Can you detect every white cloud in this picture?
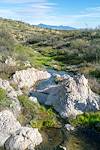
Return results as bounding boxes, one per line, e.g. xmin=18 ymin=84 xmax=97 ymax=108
xmin=0 ymin=1 xmax=100 ymax=28
xmin=0 ymin=0 xmax=56 ymax=22
xmin=1 ymin=0 xmax=47 ymax=4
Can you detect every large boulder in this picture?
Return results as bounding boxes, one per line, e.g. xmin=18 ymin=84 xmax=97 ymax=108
xmin=0 ymin=78 xmax=21 ymax=116
xmin=5 ymin=127 xmax=42 ymax=150
xmin=33 ymin=74 xmax=100 ymax=118
xmin=0 ymin=110 xmax=21 ymax=147
xmin=12 ymin=68 xmax=51 ymax=89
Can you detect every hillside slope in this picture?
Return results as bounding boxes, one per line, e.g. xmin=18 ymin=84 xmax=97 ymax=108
xmin=0 ymin=18 xmax=100 ymax=94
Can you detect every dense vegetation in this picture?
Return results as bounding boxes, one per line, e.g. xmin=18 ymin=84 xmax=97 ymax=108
xmin=0 ymin=18 xmax=99 ymax=93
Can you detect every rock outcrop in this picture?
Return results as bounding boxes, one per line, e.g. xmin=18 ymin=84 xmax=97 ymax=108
xmin=5 ymin=127 xmax=42 ymax=150
xmin=32 ymin=74 xmax=100 ymax=118
xmin=0 ymin=78 xmax=21 ymax=116
xmin=0 ymin=110 xmax=21 ymax=146
xmin=12 ymin=68 xmax=51 ymax=89
xmin=0 ymin=110 xmax=42 ymax=149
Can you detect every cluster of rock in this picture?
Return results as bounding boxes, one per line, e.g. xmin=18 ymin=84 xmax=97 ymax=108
xmin=12 ymin=68 xmax=51 ymax=89
xmin=0 ymin=110 xmax=42 ymax=150
xmin=0 ymin=78 xmax=21 ymax=116
xmin=0 ymin=66 xmax=100 ymax=149
xmin=0 ymin=67 xmax=51 ymax=149
xmin=0 ymin=67 xmax=51 ymax=115
xmin=33 ymin=74 xmax=100 ymax=118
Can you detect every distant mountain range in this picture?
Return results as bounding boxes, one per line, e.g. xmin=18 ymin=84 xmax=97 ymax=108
xmin=37 ymin=24 xmax=76 ymax=30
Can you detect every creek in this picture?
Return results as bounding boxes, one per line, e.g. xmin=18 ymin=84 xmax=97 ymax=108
xmin=30 ymin=69 xmax=100 ymax=150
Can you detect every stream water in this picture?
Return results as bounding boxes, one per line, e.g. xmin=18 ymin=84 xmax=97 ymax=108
xmin=30 ymin=69 xmax=100 ymax=150
xmin=36 ymin=127 xmax=100 ymax=150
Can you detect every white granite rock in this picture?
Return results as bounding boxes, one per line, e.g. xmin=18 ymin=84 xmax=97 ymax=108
xmin=5 ymin=127 xmax=42 ymax=150
xmin=12 ymin=68 xmax=51 ymax=89
xmin=34 ymin=74 xmax=100 ymax=118
xmin=29 ymin=96 xmax=38 ymax=103
xmin=0 ymin=78 xmax=21 ymax=116
xmin=0 ymin=110 xmax=21 ymax=147
xmin=59 ymin=145 xmax=67 ymax=150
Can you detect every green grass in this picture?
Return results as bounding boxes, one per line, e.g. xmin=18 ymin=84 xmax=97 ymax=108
xmin=14 ymin=44 xmax=53 ymax=69
xmin=0 ymin=88 xmax=11 ymax=110
xmin=69 ymin=111 xmax=100 ymax=128
xmin=18 ymin=95 xmax=60 ymax=129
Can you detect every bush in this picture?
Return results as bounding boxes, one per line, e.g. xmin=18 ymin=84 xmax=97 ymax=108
xmin=71 ymin=39 xmax=89 ymax=50
xmin=0 ymin=62 xmax=17 ymax=79
xmin=90 ymin=69 xmax=100 ymax=78
xmin=18 ymin=95 xmax=59 ymax=128
xmin=70 ymin=111 xmax=100 ymax=128
xmin=0 ymin=28 xmax=15 ymax=57
xmin=18 ymin=95 xmax=39 ymax=117
xmin=0 ymin=88 xmax=11 ymax=109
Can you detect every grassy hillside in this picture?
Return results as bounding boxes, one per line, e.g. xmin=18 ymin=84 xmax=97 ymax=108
xmin=0 ymin=18 xmax=100 ymax=93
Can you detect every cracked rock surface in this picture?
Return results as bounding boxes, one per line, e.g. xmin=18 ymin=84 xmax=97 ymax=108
xmin=5 ymin=127 xmax=42 ymax=150
xmin=0 ymin=110 xmax=21 ymax=146
xmin=32 ymin=74 xmax=100 ymax=118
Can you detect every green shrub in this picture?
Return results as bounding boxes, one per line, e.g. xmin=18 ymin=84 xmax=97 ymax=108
xmin=18 ymin=95 xmax=59 ymax=128
xmin=90 ymin=69 xmax=100 ymax=78
xmin=30 ymin=116 xmax=57 ymax=129
xmin=71 ymin=39 xmax=89 ymax=50
xmin=43 ymin=118 xmax=56 ymax=128
xmin=18 ymin=95 xmax=39 ymax=117
xmin=70 ymin=111 xmax=100 ymax=127
xmin=30 ymin=120 xmax=43 ymax=129
xmin=0 ymin=88 xmax=11 ymax=109
xmin=0 ymin=28 xmax=15 ymax=57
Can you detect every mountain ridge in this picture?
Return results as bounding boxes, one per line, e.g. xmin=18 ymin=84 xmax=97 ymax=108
xmin=37 ymin=23 xmax=76 ymax=30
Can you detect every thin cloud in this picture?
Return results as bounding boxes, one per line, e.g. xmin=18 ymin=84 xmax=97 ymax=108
xmin=0 ymin=0 xmax=47 ymax=4
xmin=66 ymin=6 xmax=100 ymax=19
xmin=0 ymin=0 xmax=56 ymax=21
xmin=0 ymin=1 xmax=100 ymax=28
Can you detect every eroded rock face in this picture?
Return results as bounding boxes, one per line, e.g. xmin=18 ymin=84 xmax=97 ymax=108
xmin=0 ymin=110 xmax=21 ymax=147
xmin=33 ymin=74 xmax=100 ymax=118
xmin=5 ymin=127 xmax=42 ymax=150
xmin=0 ymin=78 xmax=21 ymax=116
xmin=0 ymin=110 xmax=42 ymax=149
xmin=12 ymin=68 xmax=51 ymax=89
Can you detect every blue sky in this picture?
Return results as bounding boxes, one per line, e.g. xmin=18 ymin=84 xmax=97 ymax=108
xmin=0 ymin=0 xmax=100 ymax=28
